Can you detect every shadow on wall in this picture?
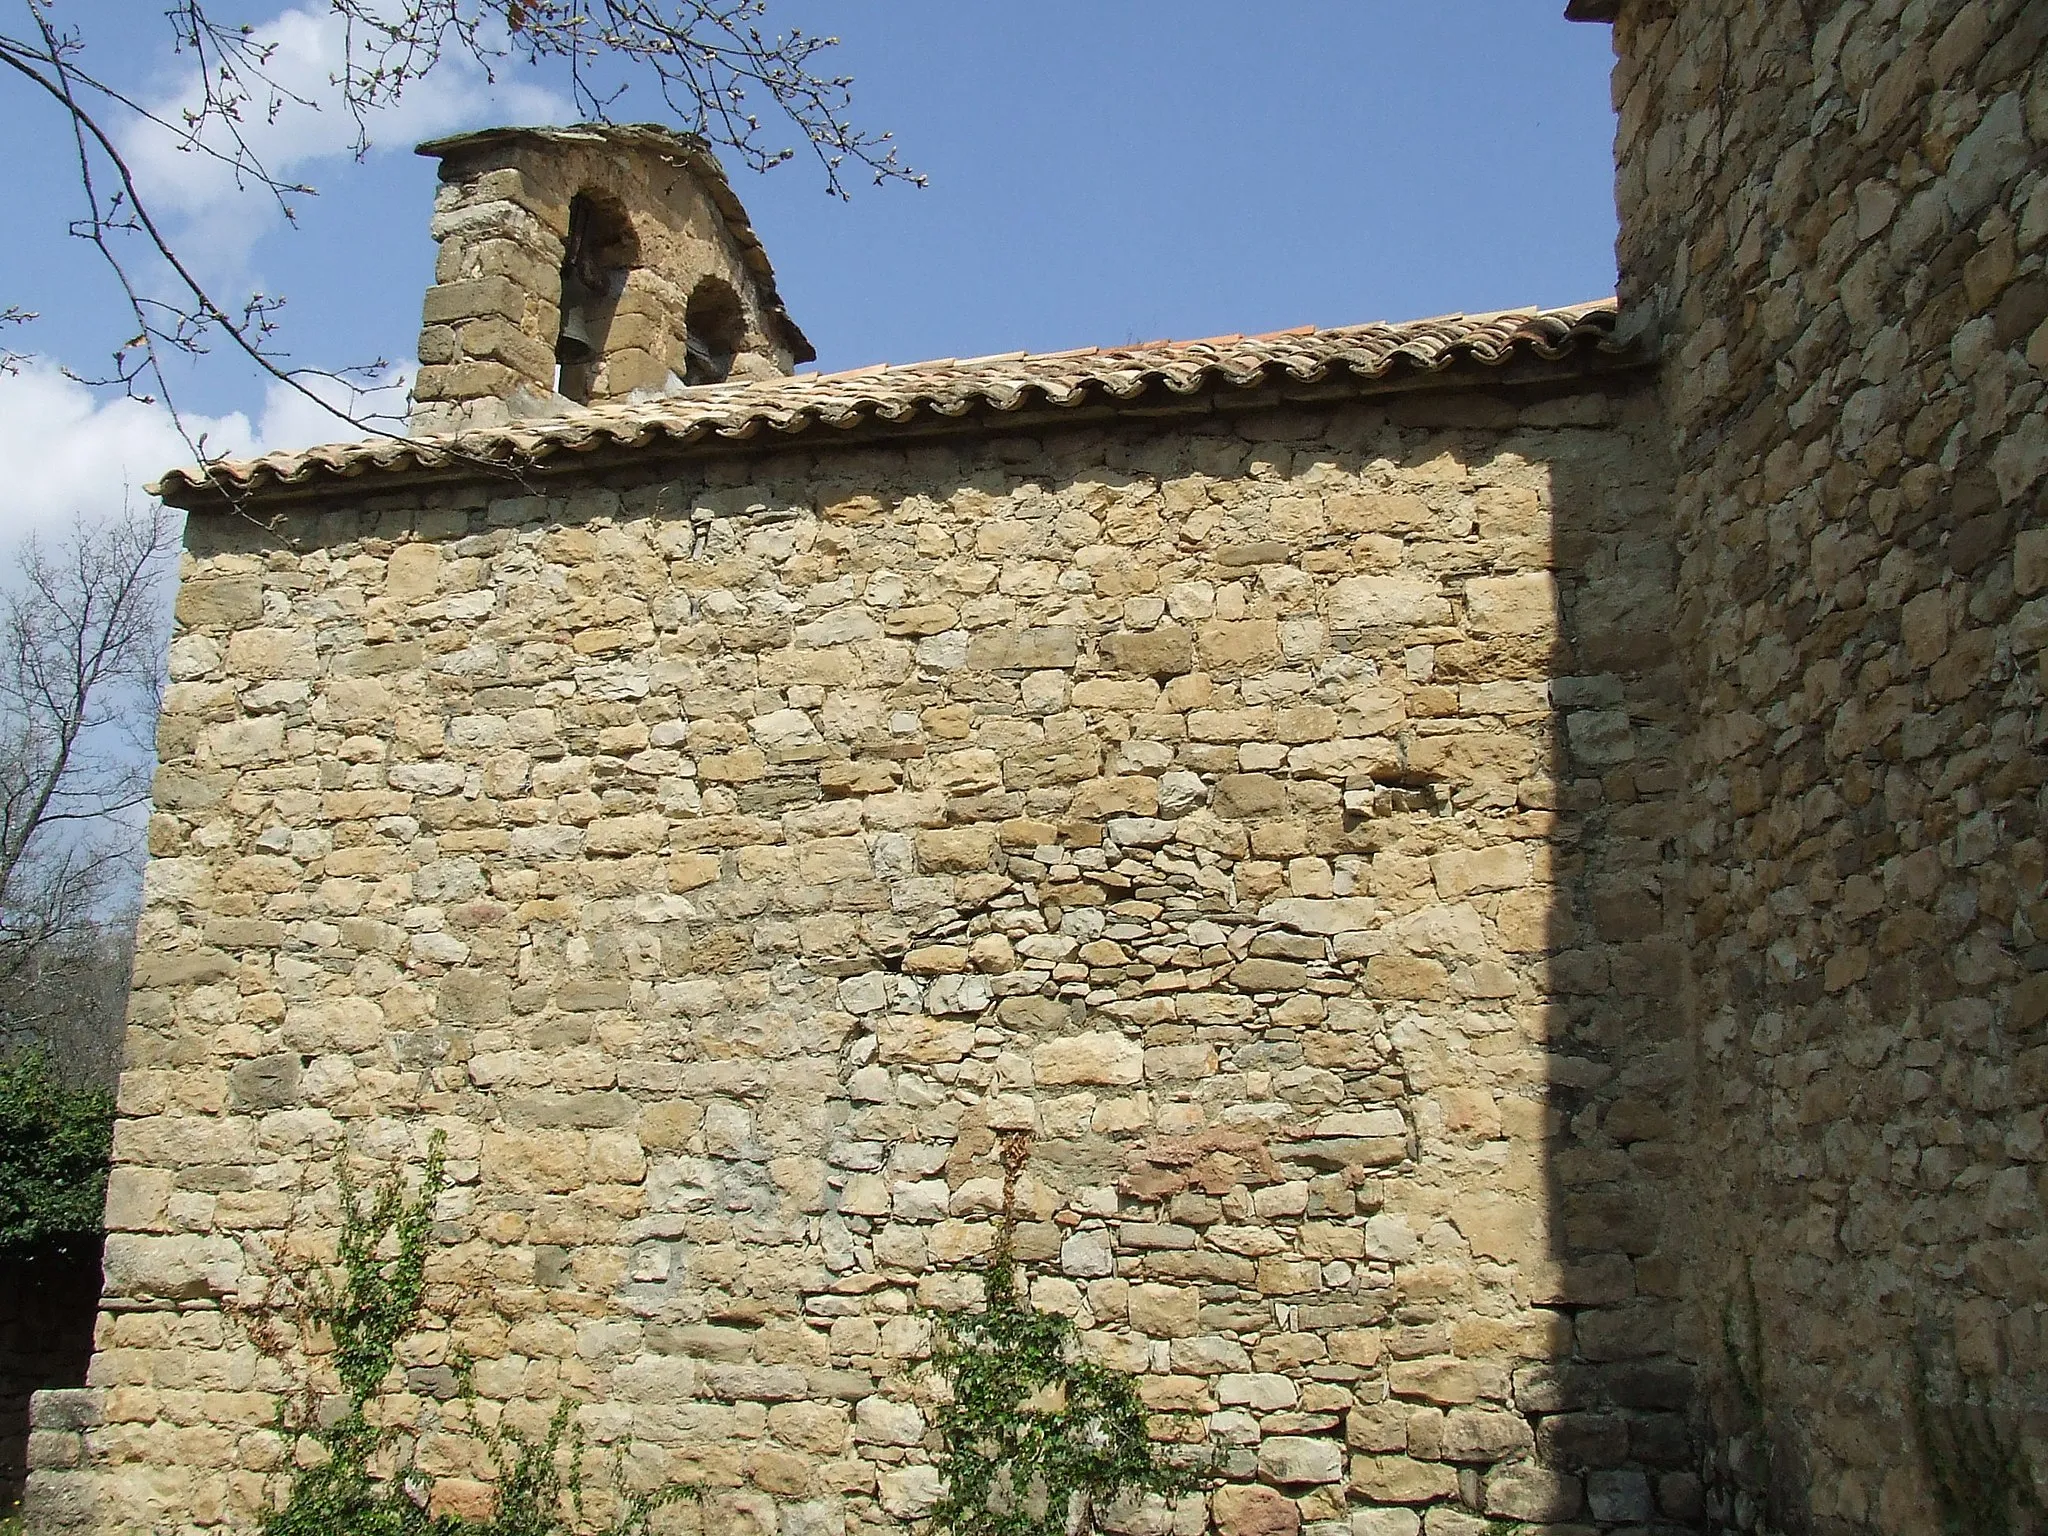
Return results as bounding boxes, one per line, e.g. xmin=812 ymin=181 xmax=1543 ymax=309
xmin=0 ymin=1251 xmax=102 ymax=1515
xmin=1532 ymin=434 xmax=1698 ymax=1529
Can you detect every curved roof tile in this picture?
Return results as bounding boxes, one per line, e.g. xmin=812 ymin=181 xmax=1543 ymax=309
xmin=155 ymin=300 xmax=1635 ymax=507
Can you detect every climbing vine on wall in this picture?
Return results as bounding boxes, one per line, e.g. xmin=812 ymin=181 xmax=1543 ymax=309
xmin=1910 ymin=1318 xmax=2045 ymax=1536
xmin=927 ymin=1133 xmax=1206 ymax=1536
xmin=255 ymin=1134 xmax=695 ymax=1536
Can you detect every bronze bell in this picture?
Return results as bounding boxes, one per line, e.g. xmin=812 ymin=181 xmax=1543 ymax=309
xmin=555 ymin=194 xmax=629 ymax=380
xmin=556 ymin=299 xmax=598 ymax=365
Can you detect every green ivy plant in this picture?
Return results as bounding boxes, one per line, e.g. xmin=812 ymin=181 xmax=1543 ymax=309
xmin=257 ymin=1134 xmax=694 ymax=1536
xmin=927 ymin=1133 xmax=1205 ymax=1536
xmin=1911 ymin=1320 xmax=2045 ymax=1536
xmin=1719 ymin=1258 xmax=1768 ymax=1432
xmin=0 ymin=1048 xmax=114 ymax=1259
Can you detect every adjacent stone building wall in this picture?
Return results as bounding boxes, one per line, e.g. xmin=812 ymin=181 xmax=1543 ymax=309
xmin=1608 ymin=1 xmax=2048 ymax=1529
xmin=29 ymin=373 xmax=1694 ymax=1535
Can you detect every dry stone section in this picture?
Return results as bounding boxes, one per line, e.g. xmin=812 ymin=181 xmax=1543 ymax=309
xmin=29 ymin=373 xmax=1692 ymax=1535
xmin=1610 ymin=0 xmax=2048 ymax=1529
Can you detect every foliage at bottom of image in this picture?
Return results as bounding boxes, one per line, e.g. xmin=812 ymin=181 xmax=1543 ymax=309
xmin=0 ymin=1047 xmax=114 ymax=1259
xmin=926 ymin=1135 xmax=1208 ymax=1536
xmin=929 ymin=1254 xmax=1206 ymax=1536
xmin=256 ymin=1135 xmax=694 ymax=1536
xmin=1911 ymin=1320 xmax=2046 ymax=1536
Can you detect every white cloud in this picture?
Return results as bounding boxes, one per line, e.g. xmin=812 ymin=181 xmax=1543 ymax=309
xmin=0 ymin=359 xmax=413 ymax=551
xmin=0 ymin=366 xmax=244 ymax=546
xmin=122 ymin=2 xmax=569 ymax=263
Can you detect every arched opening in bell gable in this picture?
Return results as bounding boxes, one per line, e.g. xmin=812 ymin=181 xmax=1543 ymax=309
xmin=554 ymin=190 xmax=637 ymax=404
xmin=683 ymin=276 xmax=746 ymax=385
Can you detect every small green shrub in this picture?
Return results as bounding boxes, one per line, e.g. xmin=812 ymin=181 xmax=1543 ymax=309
xmin=0 ymin=1048 xmax=114 ymax=1258
xmin=929 ymin=1253 xmax=1201 ymax=1536
xmin=1912 ymin=1323 xmax=2044 ymax=1536
xmin=259 ymin=1135 xmax=693 ymax=1536
xmin=926 ymin=1133 xmax=1205 ymax=1536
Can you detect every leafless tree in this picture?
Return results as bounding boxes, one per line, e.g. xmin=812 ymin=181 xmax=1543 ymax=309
xmin=0 ymin=508 xmax=176 ymax=1084
xmin=0 ymin=306 xmax=31 ymax=370
xmin=0 ymin=0 xmax=917 ymax=456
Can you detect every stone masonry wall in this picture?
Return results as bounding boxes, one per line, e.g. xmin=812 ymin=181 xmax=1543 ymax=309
xmin=1610 ymin=1 xmax=2048 ymax=1530
xmin=29 ymin=378 xmax=1685 ymax=1536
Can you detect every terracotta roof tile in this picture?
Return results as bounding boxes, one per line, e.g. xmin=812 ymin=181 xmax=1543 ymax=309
xmin=155 ymin=300 xmax=1636 ymax=507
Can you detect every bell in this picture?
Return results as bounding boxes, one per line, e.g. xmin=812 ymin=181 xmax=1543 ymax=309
xmin=684 ymin=330 xmax=732 ymax=385
xmin=556 ymin=305 xmax=596 ymax=365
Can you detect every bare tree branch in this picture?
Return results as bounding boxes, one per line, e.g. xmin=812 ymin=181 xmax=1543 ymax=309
xmin=3 ymin=0 xmax=916 ymax=478
xmin=2 ymin=12 xmax=392 ymax=466
xmin=0 ymin=305 xmax=34 ymax=376
xmin=0 ymin=506 xmax=174 ymax=1045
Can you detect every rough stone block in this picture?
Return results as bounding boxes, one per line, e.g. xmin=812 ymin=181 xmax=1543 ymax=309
xmin=1214 ymin=1484 xmax=1301 ymax=1536
xmin=1032 ymin=1034 xmax=1144 ymax=1085
xmin=1483 ymin=1465 xmax=1581 ymax=1521
xmin=1465 ymin=572 xmax=1559 ymax=636
xmin=1348 ymin=1455 xmax=1457 ymax=1504
xmin=1102 ymin=627 xmax=1196 ymax=676
xmin=968 ymin=627 xmax=1078 ymax=670
xmin=1257 ymin=1436 xmax=1345 ymax=1486
xmin=1329 ymin=576 xmax=1450 ymax=630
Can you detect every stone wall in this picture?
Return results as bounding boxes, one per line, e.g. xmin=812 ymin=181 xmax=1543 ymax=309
xmin=29 ymin=375 xmax=1695 ymax=1535
xmin=1610 ymin=0 xmax=2048 ymax=1529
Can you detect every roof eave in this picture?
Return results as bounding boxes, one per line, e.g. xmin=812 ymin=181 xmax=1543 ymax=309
xmin=153 ymin=343 xmax=1654 ymax=513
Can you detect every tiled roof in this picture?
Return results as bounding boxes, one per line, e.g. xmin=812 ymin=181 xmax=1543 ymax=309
xmin=155 ymin=301 xmax=1636 ymax=507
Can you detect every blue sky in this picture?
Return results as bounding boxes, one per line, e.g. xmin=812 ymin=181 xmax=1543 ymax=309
xmin=0 ymin=3 xmax=1619 ymax=543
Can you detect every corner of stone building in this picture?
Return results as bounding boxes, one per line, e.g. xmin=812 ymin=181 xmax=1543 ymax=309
xmin=409 ymin=124 xmax=813 ymax=435
xmin=21 ymin=1387 xmax=105 ymax=1532
xmin=1602 ymin=0 xmax=2048 ymax=1529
